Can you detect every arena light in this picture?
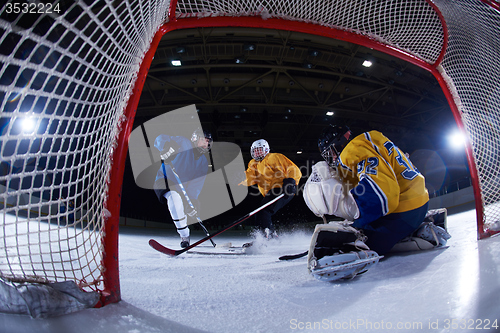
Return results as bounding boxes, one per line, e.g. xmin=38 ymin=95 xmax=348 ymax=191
xmin=171 ymin=59 xmax=182 ymax=66
xmin=235 ymin=57 xmax=246 ymax=64
xmin=243 ymin=43 xmax=255 ymax=51
xmin=362 ymin=60 xmax=373 ymax=67
xmin=448 ymin=130 xmax=467 ymax=149
xmin=326 ymin=111 xmax=334 ymax=116
xmin=175 ymin=46 xmax=186 ymax=54
xmin=21 ymin=117 xmax=36 ymax=133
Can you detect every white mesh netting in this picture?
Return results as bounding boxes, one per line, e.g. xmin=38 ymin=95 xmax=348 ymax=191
xmin=0 ymin=0 xmax=169 ymax=295
xmin=0 ymin=0 xmax=499 ymax=307
xmin=432 ymin=0 xmax=500 ymax=229
xmin=175 ymin=0 xmax=500 ymax=234
xmin=175 ymin=0 xmax=445 ymax=64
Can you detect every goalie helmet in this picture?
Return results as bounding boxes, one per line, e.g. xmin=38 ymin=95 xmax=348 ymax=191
xmin=318 ymin=125 xmax=352 ymax=167
xmin=191 ymin=128 xmax=213 ymax=153
xmin=250 ymin=139 xmax=270 ymax=161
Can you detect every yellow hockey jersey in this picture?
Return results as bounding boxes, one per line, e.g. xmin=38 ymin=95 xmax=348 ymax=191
xmin=240 ymin=153 xmax=302 ymax=196
xmin=338 ymin=131 xmax=428 ymax=226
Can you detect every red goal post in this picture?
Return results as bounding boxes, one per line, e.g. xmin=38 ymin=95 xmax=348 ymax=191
xmin=0 ymin=0 xmax=499 ymax=309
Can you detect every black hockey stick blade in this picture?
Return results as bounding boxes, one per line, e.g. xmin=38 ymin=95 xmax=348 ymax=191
xmin=149 ymin=193 xmax=285 ymax=257
xmin=279 ymin=250 xmax=308 ymax=261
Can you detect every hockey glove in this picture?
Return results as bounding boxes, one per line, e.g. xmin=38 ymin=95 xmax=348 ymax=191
xmin=282 ymin=178 xmax=297 ymax=198
xmin=303 ymin=161 xmax=359 ymax=221
xmin=160 ymin=147 xmax=176 ymax=162
xmin=159 ymin=141 xmax=180 ymax=163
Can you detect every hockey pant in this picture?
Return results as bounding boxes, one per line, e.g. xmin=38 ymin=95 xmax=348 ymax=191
xmin=255 ymin=188 xmax=294 ymax=232
xmin=353 ymin=201 xmax=429 ymax=255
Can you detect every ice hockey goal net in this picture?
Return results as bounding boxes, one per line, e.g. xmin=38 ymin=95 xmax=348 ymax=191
xmin=0 ymin=0 xmax=498 ymax=308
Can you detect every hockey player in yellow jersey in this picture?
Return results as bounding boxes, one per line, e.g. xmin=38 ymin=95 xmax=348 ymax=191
xmin=240 ymin=139 xmax=302 ymax=238
xmin=304 ymin=125 xmax=430 ymax=255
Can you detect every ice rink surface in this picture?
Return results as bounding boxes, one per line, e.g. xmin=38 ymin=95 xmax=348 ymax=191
xmin=1 ymin=207 xmax=500 ymax=333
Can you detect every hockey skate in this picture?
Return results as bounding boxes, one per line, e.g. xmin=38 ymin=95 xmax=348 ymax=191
xmin=180 ymin=236 xmax=190 ymax=248
xmin=415 ymin=221 xmax=451 ymax=247
xmin=391 ymin=208 xmax=451 ymax=253
xmin=241 ymin=228 xmax=277 ymax=249
xmin=264 ymin=227 xmax=278 ymax=240
xmin=307 ymin=222 xmax=382 ymax=282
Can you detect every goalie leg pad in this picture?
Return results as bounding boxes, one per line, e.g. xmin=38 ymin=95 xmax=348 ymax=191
xmin=307 ymin=222 xmax=382 ymax=281
xmin=307 ymin=222 xmax=367 ymax=270
xmin=424 ymin=208 xmax=448 ymax=230
xmin=390 ymin=237 xmax=435 ymax=252
xmin=310 ymin=250 xmax=382 ymax=282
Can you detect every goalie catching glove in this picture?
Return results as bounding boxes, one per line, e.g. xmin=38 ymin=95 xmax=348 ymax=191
xmin=303 ymin=161 xmax=359 ymax=221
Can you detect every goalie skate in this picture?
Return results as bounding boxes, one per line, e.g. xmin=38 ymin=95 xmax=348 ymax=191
xmin=391 ymin=208 xmax=451 ymax=253
xmin=307 ymin=222 xmax=382 ymax=282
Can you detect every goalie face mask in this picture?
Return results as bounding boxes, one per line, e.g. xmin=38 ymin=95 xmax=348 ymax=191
xmin=318 ymin=125 xmax=352 ymax=167
xmin=321 ymin=146 xmax=340 ymax=168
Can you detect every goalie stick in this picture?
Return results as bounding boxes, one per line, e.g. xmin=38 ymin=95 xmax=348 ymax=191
xmin=149 ymin=193 xmax=285 ymax=256
xmin=279 ymin=250 xmax=308 ymax=261
xmin=278 ymin=217 xmax=333 ymax=261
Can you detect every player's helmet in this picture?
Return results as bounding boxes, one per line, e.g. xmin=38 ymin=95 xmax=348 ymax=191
xmin=250 ymin=139 xmax=270 ymax=161
xmin=191 ymin=128 xmax=213 ymax=153
xmin=318 ymin=125 xmax=352 ymax=167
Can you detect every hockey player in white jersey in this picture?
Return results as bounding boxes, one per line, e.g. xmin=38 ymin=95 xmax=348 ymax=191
xmin=153 ymin=128 xmax=212 ymax=248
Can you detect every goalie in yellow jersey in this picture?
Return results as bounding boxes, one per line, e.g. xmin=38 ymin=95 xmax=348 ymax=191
xmin=304 ymin=125 xmax=436 ymax=256
xmin=240 ymin=139 xmax=302 ymax=238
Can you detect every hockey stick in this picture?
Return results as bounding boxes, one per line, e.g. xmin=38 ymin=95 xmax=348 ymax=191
xmin=278 ymin=250 xmax=308 ymax=261
xmin=279 ymin=216 xmax=328 ymax=260
xmin=161 ymin=159 xmax=216 ymax=247
xmin=149 ymin=193 xmax=285 ymax=256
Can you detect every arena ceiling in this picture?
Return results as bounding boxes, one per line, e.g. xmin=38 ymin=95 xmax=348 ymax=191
xmin=134 ymin=26 xmax=456 ymax=165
